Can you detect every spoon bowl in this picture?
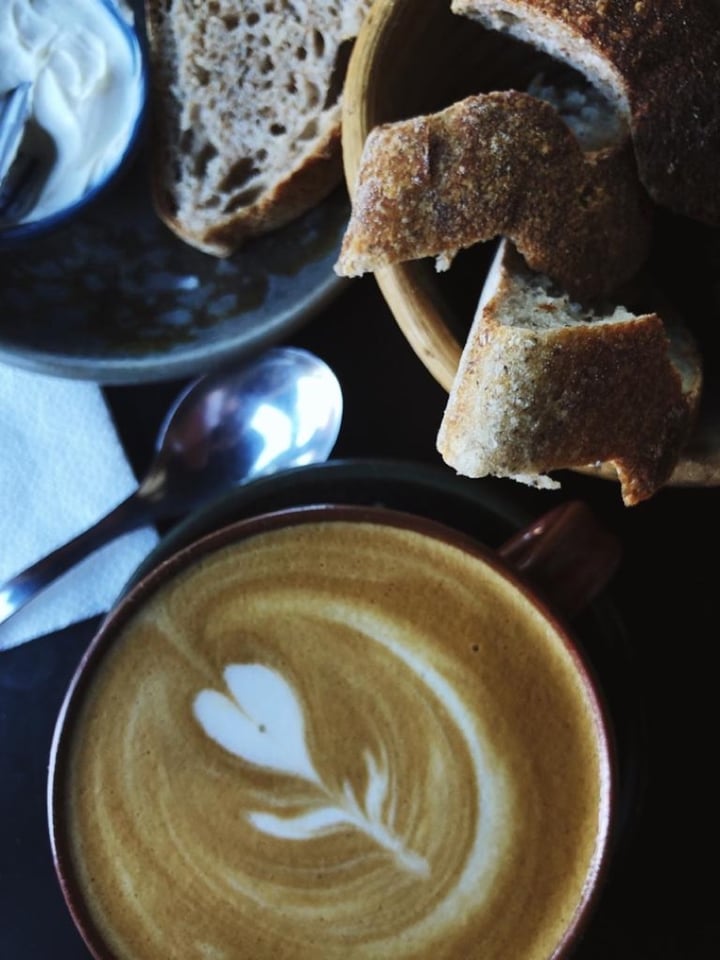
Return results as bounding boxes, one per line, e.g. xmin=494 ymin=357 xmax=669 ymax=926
xmin=0 ymin=347 xmax=343 ymax=632
xmin=138 ymin=346 xmax=343 ymax=515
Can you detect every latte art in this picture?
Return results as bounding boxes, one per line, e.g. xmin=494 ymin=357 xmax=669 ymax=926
xmin=193 ymin=663 xmax=431 ymax=875
xmin=60 ymin=517 xmax=612 ymax=960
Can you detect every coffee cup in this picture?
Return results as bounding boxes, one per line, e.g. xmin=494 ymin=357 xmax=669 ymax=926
xmin=49 ymin=500 xmax=620 ymax=960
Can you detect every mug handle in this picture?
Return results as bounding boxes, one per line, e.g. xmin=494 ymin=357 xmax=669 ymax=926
xmin=498 ymin=501 xmax=622 ymax=620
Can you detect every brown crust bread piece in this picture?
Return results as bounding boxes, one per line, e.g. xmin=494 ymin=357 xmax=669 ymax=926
xmin=436 ymin=239 xmax=703 ymax=506
xmin=451 ymin=0 xmax=720 ymax=226
xmin=143 ymin=0 xmax=372 ymax=257
xmin=335 ymin=91 xmax=652 ymax=300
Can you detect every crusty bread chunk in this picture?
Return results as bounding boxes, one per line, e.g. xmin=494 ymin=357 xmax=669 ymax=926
xmin=335 ymin=90 xmax=651 ymax=300
xmin=436 ymin=239 xmax=703 ymax=506
xmin=451 ymin=0 xmax=720 ymax=226
xmin=144 ymin=0 xmax=372 ymax=256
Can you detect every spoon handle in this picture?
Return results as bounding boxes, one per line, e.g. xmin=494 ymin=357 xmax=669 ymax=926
xmin=0 ymin=492 xmax=149 ymax=631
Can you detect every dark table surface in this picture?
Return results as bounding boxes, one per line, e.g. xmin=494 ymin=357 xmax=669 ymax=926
xmin=2 ymin=275 xmax=718 ymax=959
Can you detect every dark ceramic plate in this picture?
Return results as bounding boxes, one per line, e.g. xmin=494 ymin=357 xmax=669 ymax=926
xmin=0 ymin=147 xmax=349 ymax=384
xmin=125 ymin=458 xmax=645 ymax=860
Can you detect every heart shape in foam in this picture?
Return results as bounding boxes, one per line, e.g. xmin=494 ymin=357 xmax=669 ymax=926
xmin=194 ymin=663 xmax=320 ymax=784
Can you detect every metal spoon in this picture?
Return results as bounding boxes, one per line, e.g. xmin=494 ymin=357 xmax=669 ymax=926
xmin=0 ymin=83 xmax=32 ymax=187
xmin=0 ymin=82 xmax=41 ymax=222
xmin=0 ymin=346 xmax=343 ymax=628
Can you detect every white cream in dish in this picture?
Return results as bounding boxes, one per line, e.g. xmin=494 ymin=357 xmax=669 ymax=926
xmin=0 ymin=0 xmax=145 ymax=224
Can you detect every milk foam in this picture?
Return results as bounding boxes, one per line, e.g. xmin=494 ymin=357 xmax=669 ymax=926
xmin=189 ymin=596 xmax=520 ymax=939
xmin=194 ymin=664 xmax=320 ymax=784
xmin=195 ymin=661 xmax=430 ymax=875
xmin=62 ymin=519 xmax=610 ymax=960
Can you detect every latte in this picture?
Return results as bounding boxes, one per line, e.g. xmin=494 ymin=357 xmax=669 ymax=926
xmin=53 ymin=510 xmax=613 ymax=959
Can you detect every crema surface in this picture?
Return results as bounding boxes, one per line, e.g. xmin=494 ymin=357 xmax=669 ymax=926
xmin=64 ymin=519 xmax=610 ymax=959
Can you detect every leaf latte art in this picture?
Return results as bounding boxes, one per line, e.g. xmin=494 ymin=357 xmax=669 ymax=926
xmin=194 ymin=663 xmax=430 ymax=875
xmin=62 ymin=519 xmax=610 ymax=960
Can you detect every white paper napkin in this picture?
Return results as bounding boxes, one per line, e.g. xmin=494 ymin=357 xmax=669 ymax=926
xmin=0 ymin=364 xmax=159 ymax=651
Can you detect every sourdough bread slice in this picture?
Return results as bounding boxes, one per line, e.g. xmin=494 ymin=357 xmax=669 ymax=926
xmin=436 ymin=239 xmax=703 ymax=506
xmin=335 ymin=90 xmax=651 ymax=300
xmin=144 ymin=0 xmax=372 ymax=256
xmin=451 ymin=0 xmax=720 ymax=226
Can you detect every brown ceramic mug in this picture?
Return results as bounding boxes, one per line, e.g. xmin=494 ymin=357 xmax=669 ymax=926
xmin=49 ymin=500 xmax=620 ymax=960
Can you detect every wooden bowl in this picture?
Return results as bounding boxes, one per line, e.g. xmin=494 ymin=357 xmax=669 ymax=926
xmin=341 ymin=0 xmax=720 ymax=488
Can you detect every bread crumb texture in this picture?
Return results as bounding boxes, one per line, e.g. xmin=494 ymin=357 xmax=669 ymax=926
xmin=526 ymin=71 xmax=627 ymax=152
xmin=145 ymin=0 xmax=372 ymax=255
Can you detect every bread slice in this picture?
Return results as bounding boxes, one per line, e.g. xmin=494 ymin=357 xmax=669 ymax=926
xmin=436 ymin=239 xmax=703 ymax=506
xmin=143 ymin=0 xmax=372 ymax=256
xmin=451 ymin=0 xmax=720 ymax=226
xmin=335 ymin=90 xmax=651 ymax=300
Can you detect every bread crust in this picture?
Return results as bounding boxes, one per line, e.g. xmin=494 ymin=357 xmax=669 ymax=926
xmin=336 ymin=91 xmax=652 ymax=300
xmin=436 ymin=240 xmax=703 ymax=506
xmin=452 ymin=0 xmax=720 ymax=225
